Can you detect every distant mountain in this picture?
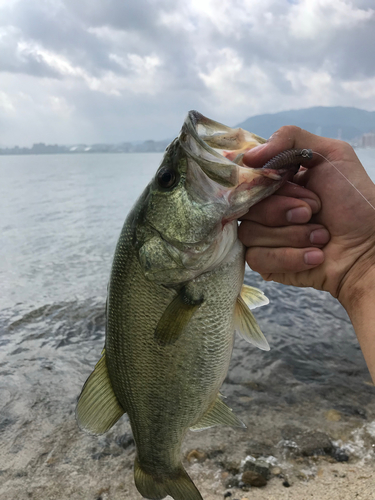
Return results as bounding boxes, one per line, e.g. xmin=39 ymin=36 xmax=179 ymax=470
xmin=236 ymin=106 xmax=375 ymax=141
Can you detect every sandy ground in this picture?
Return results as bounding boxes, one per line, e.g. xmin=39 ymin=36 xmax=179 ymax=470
xmin=1 ymin=397 xmax=374 ymax=500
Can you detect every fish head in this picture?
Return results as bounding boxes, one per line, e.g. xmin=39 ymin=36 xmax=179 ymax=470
xmin=137 ymin=111 xmax=299 ymax=285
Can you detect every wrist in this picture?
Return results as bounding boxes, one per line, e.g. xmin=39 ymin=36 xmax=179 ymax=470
xmin=338 ymin=262 xmax=375 ymax=317
xmin=339 ymin=263 xmax=375 ymax=384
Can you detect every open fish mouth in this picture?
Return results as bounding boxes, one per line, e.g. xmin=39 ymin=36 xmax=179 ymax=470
xmin=179 ymin=110 xmax=299 ymax=189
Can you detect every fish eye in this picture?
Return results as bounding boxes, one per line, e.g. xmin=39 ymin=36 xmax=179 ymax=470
xmin=157 ymin=167 xmax=177 ymax=189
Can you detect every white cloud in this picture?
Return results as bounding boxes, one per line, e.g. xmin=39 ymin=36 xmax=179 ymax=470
xmin=198 ymin=48 xmax=277 ymax=119
xmin=0 ymin=91 xmax=15 ymax=113
xmin=342 ymin=76 xmax=375 ymax=100
xmin=1 ymin=0 xmax=375 ymax=145
xmin=48 ymin=95 xmax=74 ymax=117
xmin=288 ymin=0 xmax=374 ymax=39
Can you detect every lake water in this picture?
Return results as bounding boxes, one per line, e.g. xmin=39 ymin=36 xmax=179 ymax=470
xmin=1 ymin=149 xmax=375 ymax=498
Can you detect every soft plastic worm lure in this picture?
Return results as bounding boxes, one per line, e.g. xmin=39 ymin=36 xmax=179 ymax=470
xmin=262 ymin=148 xmax=313 ymax=170
xmin=263 ymin=148 xmax=375 ymax=212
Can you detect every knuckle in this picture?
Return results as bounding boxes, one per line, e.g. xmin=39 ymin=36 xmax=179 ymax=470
xmin=329 ymin=139 xmax=355 ymax=160
xmin=277 ymin=247 xmax=291 ymax=266
xmin=295 ymin=226 xmax=312 ymax=245
xmin=276 ymin=247 xmax=303 ymax=272
xmin=276 ymin=125 xmax=302 ymax=137
xmin=341 ymin=141 xmax=354 ymax=153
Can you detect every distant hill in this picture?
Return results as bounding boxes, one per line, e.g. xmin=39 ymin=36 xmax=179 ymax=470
xmin=236 ymin=106 xmax=375 ymax=141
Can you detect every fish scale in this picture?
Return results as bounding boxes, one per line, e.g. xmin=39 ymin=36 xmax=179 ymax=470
xmin=107 ymin=221 xmax=244 ymax=471
xmin=76 ymin=111 xmax=300 ymax=500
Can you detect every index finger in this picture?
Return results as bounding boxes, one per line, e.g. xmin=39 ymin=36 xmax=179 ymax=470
xmin=242 ymin=125 xmax=343 ymax=170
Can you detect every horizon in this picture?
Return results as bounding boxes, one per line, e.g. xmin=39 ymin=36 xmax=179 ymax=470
xmin=1 ymin=1 xmax=375 ymax=147
xmin=2 ymin=104 xmax=375 ymax=150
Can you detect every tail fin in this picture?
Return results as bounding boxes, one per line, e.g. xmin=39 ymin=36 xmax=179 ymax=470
xmin=134 ymin=457 xmax=203 ymax=500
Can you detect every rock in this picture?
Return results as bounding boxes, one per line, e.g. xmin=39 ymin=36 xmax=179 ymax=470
xmin=243 ymin=381 xmax=265 ymax=392
xmin=271 ymin=467 xmax=282 ymax=476
xmin=338 ymin=405 xmax=367 ymax=419
xmin=238 ymin=396 xmax=253 ymax=404
xmin=91 ymin=451 xmax=111 ymax=460
xmin=243 ymin=459 xmax=271 ymax=480
xmin=225 ymin=476 xmax=241 ymax=489
xmin=280 ymin=430 xmax=333 ymax=457
xmin=223 ymin=460 xmax=240 ymax=475
xmin=241 ymin=470 xmax=267 ymax=487
xmin=0 ymin=417 xmax=15 ymax=432
xmin=282 ymin=480 xmax=291 ymax=487
xmin=115 ymin=432 xmax=135 ymax=449
xmin=245 ymin=440 xmax=274 ymax=458
xmin=331 ymin=448 xmax=349 ymax=462
xmin=218 ymin=456 xmax=240 ymax=474
xmin=14 ymin=470 xmax=27 ymax=477
xmin=95 ymin=487 xmax=110 ymax=500
xmin=281 ymin=425 xmax=304 ymax=441
xmin=296 ymin=431 xmax=333 ymax=456
xmin=224 ymin=492 xmax=232 ymax=498
xmin=325 ymin=409 xmax=341 ymax=422
xmin=207 ymin=448 xmax=225 ymax=459
xmin=186 ymin=449 xmax=207 ymax=463
xmin=296 ymin=471 xmax=308 ymax=481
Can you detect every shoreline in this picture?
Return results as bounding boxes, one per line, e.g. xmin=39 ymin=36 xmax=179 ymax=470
xmin=1 ymin=390 xmax=374 ymax=500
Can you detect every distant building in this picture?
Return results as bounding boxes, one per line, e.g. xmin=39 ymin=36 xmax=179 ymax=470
xmin=361 ymin=132 xmax=375 ymax=148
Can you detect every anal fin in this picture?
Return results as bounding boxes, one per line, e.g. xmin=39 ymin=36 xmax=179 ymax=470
xmin=190 ymin=396 xmax=245 ymax=431
xmin=76 ymin=349 xmax=125 ymax=434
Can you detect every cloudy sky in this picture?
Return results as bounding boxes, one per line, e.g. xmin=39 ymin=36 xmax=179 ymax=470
xmin=1 ymin=0 xmax=374 ymax=146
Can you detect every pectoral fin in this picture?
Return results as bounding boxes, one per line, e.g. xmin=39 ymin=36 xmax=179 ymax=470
xmin=154 ymin=289 xmax=203 ymax=346
xmin=190 ymin=396 xmax=245 ymax=431
xmin=76 ymin=349 xmax=125 ymax=434
xmin=240 ymin=284 xmax=269 ymax=310
xmin=235 ymin=295 xmax=270 ymax=351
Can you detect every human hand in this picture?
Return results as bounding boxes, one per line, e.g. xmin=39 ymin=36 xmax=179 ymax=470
xmin=239 ymin=126 xmax=375 ymax=309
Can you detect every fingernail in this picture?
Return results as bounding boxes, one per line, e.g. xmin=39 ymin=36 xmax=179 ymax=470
xmin=300 ymin=198 xmax=319 ymax=213
xmin=310 ymin=228 xmax=330 ymax=245
xmin=286 ymin=207 xmax=310 ymax=223
xmin=304 ymin=250 xmax=324 ymax=266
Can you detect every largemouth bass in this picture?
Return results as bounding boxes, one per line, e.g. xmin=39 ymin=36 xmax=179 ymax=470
xmin=76 ymin=111 xmax=298 ymax=500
